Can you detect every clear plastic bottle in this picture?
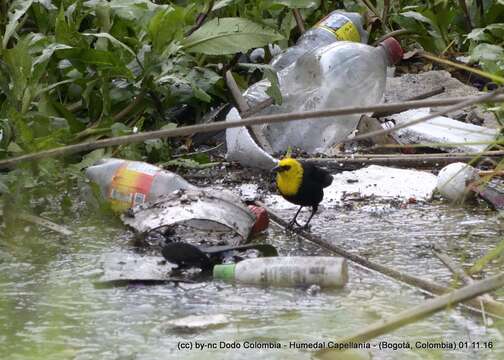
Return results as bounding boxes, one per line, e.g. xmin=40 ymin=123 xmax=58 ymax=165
xmin=213 ymin=256 xmax=348 ymax=288
xmin=271 ymin=11 xmax=368 ymax=71
xmin=85 ymin=158 xmax=197 ymax=212
xmin=241 ymin=38 xmax=403 ymax=155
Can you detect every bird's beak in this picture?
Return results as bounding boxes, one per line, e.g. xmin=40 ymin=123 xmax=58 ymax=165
xmin=271 ymin=165 xmax=288 ymax=173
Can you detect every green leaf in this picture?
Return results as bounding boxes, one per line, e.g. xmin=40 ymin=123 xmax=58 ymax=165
xmin=73 ymin=148 xmax=106 ymax=170
xmin=400 ymin=11 xmax=433 ymax=25
xmin=57 ymin=48 xmax=132 ymax=77
xmin=467 ymin=24 xmax=504 ymax=42
xmin=470 ymin=238 xmax=504 ymax=274
xmin=264 ymin=68 xmax=282 ymax=105
xmin=182 ymin=17 xmax=283 ymax=55
xmin=82 ymin=32 xmax=137 ymax=57
xmin=148 ymin=7 xmax=186 ymax=53
xmin=470 ymin=43 xmax=504 ymax=62
xmin=3 ymin=0 xmax=34 ymax=48
xmin=213 ymin=0 xmax=240 ymax=10
xmin=191 ymin=83 xmax=212 ymax=103
xmin=272 ymin=0 xmax=320 ymax=8
xmin=49 ymin=98 xmax=85 ymax=133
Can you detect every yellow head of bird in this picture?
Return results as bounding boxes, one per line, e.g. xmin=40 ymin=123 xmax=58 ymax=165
xmin=271 ymin=157 xmax=303 ymax=196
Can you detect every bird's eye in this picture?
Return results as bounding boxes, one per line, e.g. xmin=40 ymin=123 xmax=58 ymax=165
xmin=283 ymin=165 xmax=291 ymax=171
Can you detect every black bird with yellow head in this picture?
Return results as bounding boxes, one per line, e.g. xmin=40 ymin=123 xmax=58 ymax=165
xmin=271 ymin=157 xmax=333 ymax=229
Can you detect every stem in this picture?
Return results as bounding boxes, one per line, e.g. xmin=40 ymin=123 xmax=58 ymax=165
xmin=1 ymin=93 xmax=504 ymax=169
xmin=317 ymin=273 xmax=504 ymax=355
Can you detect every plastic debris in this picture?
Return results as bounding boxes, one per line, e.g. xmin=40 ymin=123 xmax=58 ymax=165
xmin=225 ymin=108 xmax=278 ymax=170
xmin=97 ymin=251 xmax=178 ymax=285
xmin=85 ymin=158 xmax=196 ymax=212
xmin=436 ymin=162 xmax=479 ymax=202
xmin=213 ymin=256 xmax=348 ymax=288
xmin=161 ymin=314 xmax=230 ymax=332
xmin=271 ymin=11 xmax=368 ymax=71
xmin=471 ymin=178 xmax=504 ymax=211
xmin=385 ymin=108 xmax=499 ymax=153
xmin=226 ymin=39 xmax=403 ymax=168
xmin=266 ymin=165 xmax=437 ymax=209
xmin=122 ymin=189 xmax=257 ymax=244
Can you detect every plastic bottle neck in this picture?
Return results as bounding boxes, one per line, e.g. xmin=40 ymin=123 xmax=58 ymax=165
xmin=378 ymin=37 xmax=404 ymax=66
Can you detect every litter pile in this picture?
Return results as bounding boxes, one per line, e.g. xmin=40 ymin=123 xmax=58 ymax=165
xmin=84 ymin=10 xmax=502 ymax=298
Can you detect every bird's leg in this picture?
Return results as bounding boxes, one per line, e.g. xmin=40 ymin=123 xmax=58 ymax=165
xmin=301 ymin=205 xmax=318 ymax=230
xmin=287 ymin=206 xmax=303 ymax=229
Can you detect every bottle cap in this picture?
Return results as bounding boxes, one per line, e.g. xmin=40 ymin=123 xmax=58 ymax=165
xmin=380 ymin=37 xmax=403 ymax=65
xmin=247 ymin=205 xmax=269 ymax=234
xmin=213 ymin=264 xmax=236 ymax=281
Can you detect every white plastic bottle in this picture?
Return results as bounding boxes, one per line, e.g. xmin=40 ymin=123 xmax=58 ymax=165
xmin=85 ymin=158 xmax=197 ymax=212
xmin=243 ymin=38 xmax=403 ymax=156
xmin=271 ymin=11 xmax=368 ymax=71
xmin=213 ymin=257 xmax=348 ymax=288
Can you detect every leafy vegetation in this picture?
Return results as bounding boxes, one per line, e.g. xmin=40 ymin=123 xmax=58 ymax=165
xmin=0 ymin=0 xmax=503 ymax=209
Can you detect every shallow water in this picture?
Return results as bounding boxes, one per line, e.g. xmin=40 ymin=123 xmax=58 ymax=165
xmin=1 ymin=189 xmax=503 ymax=359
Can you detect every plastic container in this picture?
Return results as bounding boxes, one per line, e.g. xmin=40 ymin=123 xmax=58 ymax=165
xmin=436 ymin=162 xmax=479 ymax=202
xmin=85 ymin=158 xmax=197 ymax=212
xmin=213 ymin=256 xmax=348 ymax=288
xmin=271 ymin=11 xmax=368 ymax=71
xmin=241 ymin=38 xmax=403 ymax=155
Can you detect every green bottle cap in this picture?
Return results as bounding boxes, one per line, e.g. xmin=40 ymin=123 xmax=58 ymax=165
xmin=213 ymin=264 xmax=236 ymax=281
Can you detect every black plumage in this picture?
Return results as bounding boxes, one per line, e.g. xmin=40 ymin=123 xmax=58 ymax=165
xmin=273 ymin=159 xmax=333 ymax=229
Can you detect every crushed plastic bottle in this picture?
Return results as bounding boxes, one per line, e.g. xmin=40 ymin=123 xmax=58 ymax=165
xmin=213 ymin=256 xmax=348 ymax=288
xmin=271 ymin=11 xmax=368 ymax=71
xmin=229 ymin=37 xmax=403 ymax=160
xmin=85 ymin=158 xmax=197 ymax=212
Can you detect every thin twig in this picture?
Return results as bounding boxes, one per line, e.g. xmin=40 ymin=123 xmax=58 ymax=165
xmin=458 ymin=0 xmax=473 ymax=31
xmin=305 ymin=151 xmax=504 ymax=170
xmin=292 ymin=9 xmax=306 ymax=33
xmin=316 ymin=272 xmax=504 ymax=356
xmin=17 ymin=213 xmax=74 ymax=236
xmin=372 ymin=29 xmax=411 ymax=46
xmin=372 ymin=86 xmax=445 ymax=117
xmin=1 ymin=93 xmax=504 ymax=169
xmin=185 ymin=0 xmax=215 ymax=37
xmin=347 ymin=88 xmax=504 ymax=145
xmin=172 ymin=143 xmax=223 ymax=158
xmin=419 ymin=52 xmax=504 ymax=84
xmin=432 ymin=245 xmax=504 ymax=326
xmin=359 ymin=0 xmax=381 ymax=20
xmin=382 ymin=0 xmax=390 ymax=30
xmin=225 ymin=70 xmax=250 ymax=113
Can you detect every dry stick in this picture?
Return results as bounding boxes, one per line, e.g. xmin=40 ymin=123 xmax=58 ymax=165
xmin=2 ymin=93 xmax=504 ymax=169
xmin=307 ymin=151 xmax=504 ymax=168
xmin=17 ymin=213 xmax=74 ymax=236
xmin=372 ymin=86 xmax=445 ymax=118
xmin=257 ymin=201 xmax=504 ymax=318
xmin=419 ymin=51 xmax=504 ymax=84
xmin=432 ymin=247 xmax=493 ymax=326
xmin=372 ymin=29 xmax=411 ymax=46
xmin=382 ymin=0 xmax=390 ymax=29
xmin=313 ymin=150 xmax=504 ymax=159
xmin=346 ymin=88 xmax=504 ymax=145
xmin=458 ymin=0 xmax=473 ymax=30
xmin=292 ymin=8 xmax=306 ymax=33
xmin=316 ymin=272 xmax=504 ymax=356
xmin=225 ymin=69 xmax=275 ymax=153
xmin=185 ymin=0 xmax=214 ymax=37
xmin=432 ymin=247 xmax=500 ymax=306
xmin=305 ymin=152 xmax=504 ymax=170
xmin=225 ymin=71 xmax=250 ymax=113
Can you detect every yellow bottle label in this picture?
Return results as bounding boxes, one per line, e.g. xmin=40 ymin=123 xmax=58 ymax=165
xmin=108 ymin=162 xmax=159 ymax=212
xmin=315 ymin=14 xmax=361 ymax=42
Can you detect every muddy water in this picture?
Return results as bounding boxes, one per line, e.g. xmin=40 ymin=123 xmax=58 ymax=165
xmin=1 ymin=191 xmax=503 ymax=359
